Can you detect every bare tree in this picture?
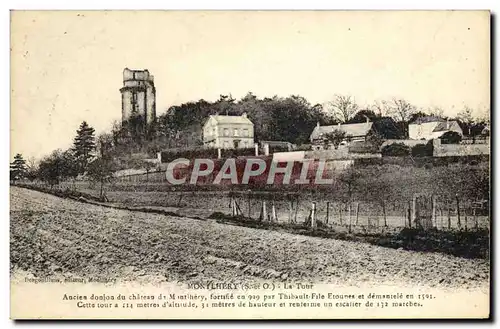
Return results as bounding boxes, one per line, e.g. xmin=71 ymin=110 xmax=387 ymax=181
xmin=389 ymin=98 xmax=416 ymax=137
xmin=428 ymin=106 xmax=444 ymax=118
xmin=457 ymin=105 xmax=475 ymax=136
xmin=326 ymin=95 xmax=359 ymax=123
xmin=372 ymin=100 xmax=390 ymax=117
xmin=457 ymin=106 xmax=474 ymax=124
xmin=389 ymin=98 xmax=416 ymax=122
xmin=479 ymin=106 xmax=490 ymax=124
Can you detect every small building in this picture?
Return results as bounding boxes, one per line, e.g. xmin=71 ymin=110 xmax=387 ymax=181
xmin=203 ymin=113 xmax=254 ymax=149
xmin=259 ymin=141 xmax=295 ymax=155
xmin=409 ymin=118 xmax=463 ymax=140
xmin=481 ymin=124 xmax=490 ymax=136
xmin=309 ymin=120 xmax=375 ymax=150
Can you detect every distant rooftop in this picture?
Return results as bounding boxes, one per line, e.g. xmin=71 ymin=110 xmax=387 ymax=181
xmin=208 ymin=113 xmax=253 ymax=125
xmin=310 ymin=122 xmax=373 ymax=140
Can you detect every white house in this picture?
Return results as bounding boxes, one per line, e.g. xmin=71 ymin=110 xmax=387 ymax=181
xmin=309 ymin=120 xmax=375 ymax=150
xmin=409 ymin=118 xmax=463 ymax=140
xmin=202 ymin=113 xmax=254 ymax=149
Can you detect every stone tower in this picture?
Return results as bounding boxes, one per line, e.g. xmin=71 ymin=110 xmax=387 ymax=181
xmin=120 ymin=68 xmax=156 ymax=129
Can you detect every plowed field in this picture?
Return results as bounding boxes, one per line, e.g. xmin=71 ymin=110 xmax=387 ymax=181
xmin=10 ymin=187 xmax=489 ymax=289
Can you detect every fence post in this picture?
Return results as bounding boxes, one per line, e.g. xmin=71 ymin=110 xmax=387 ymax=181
xmin=407 ymin=201 xmax=411 ymax=228
xmin=355 ymin=202 xmax=360 ymax=226
xmin=326 ymin=201 xmax=330 ymax=225
xmin=271 ymin=202 xmax=277 ymax=222
xmin=473 ymin=207 xmax=478 ymax=229
xmin=411 ymin=194 xmax=417 ymax=228
xmin=455 ymin=194 xmax=461 ymax=229
xmin=231 ymin=197 xmax=236 ymax=217
xmin=260 ymin=201 xmax=267 ymax=222
xmin=289 ymin=200 xmax=294 ymax=224
xmin=294 ymin=197 xmax=300 ymax=223
xmin=431 ymin=194 xmax=437 ymax=228
xmin=217 ymin=148 xmax=222 ymax=159
xmin=348 ymin=202 xmax=352 ymax=232
xmin=247 ymin=191 xmax=251 ymax=219
xmin=311 ymin=202 xmax=316 ymax=229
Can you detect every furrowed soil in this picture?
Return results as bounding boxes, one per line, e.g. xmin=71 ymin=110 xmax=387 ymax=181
xmin=10 ymin=187 xmax=489 ymax=289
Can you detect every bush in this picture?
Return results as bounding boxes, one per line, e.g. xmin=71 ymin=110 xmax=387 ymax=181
xmin=381 ymin=143 xmax=410 ymax=157
xmin=440 ymin=131 xmax=462 ymax=144
xmin=160 ymin=148 xmax=218 ymax=163
xmin=411 ymin=141 xmax=433 ymax=157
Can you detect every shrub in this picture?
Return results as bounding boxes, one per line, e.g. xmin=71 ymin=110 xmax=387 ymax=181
xmin=160 ymin=148 xmax=218 ymax=163
xmin=411 ymin=141 xmax=433 ymax=157
xmin=440 ymin=131 xmax=462 ymax=144
xmin=381 ymin=143 xmax=410 ymax=157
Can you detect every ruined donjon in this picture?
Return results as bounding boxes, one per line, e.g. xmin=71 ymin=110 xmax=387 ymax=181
xmin=120 ymin=68 xmax=156 ymax=127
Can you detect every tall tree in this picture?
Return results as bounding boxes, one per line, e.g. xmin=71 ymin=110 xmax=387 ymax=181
xmin=87 ymin=154 xmax=116 ymax=201
xmin=428 ymin=106 xmax=444 ymax=118
xmin=73 ymin=121 xmax=96 ymax=173
xmin=372 ymin=100 xmax=390 ymax=117
xmin=457 ymin=106 xmax=475 ymax=136
xmin=25 ymin=156 xmax=39 ymax=181
xmin=326 ymin=95 xmax=359 ymax=123
xmin=389 ymin=98 xmax=416 ymax=138
xmin=10 ymin=154 xmax=27 ymax=181
xmin=37 ymin=149 xmax=77 ymax=187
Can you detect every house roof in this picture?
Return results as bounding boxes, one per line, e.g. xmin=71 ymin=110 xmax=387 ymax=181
xmin=409 ymin=120 xmax=463 ymax=140
xmin=411 ymin=116 xmax=446 ymax=125
xmin=433 ymin=121 xmax=456 ymax=132
xmin=208 ymin=114 xmax=253 ymax=125
xmin=310 ymin=122 xmax=373 ymax=140
xmin=409 ymin=120 xmax=460 ymax=132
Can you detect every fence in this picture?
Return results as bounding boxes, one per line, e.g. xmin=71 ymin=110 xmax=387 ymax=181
xmin=16 ymin=179 xmax=489 ymax=234
xmin=221 ymin=191 xmax=489 ymax=233
xmin=433 ymin=139 xmax=490 ymax=157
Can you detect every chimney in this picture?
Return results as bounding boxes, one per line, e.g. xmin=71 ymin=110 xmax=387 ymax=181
xmin=446 ymin=118 xmax=450 ymax=130
xmin=316 ymin=121 xmax=320 ymax=129
xmin=365 ymin=115 xmax=370 ymax=123
xmin=242 ymin=112 xmax=247 ymax=118
xmin=338 ymin=122 xmax=341 ymax=127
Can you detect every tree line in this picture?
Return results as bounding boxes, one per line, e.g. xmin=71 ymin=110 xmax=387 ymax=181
xmin=11 ymin=92 xmax=490 ymax=192
xmin=112 ymin=93 xmax=490 ymax=156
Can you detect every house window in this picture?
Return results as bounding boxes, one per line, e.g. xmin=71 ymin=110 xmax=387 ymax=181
xmin=234 ymin=128 xmax=239 ymax=136
xmin=223 ymin=141 xmax=230 ymax=149
xmin=212 ymin=128 xmax=216 ymax=135
xmin=243 ymin=129 xmax=249 ymax=137
xmin=224 ymin=128 xmax=229 ymax=136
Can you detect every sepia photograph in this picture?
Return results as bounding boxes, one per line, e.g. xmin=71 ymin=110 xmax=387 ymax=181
xmin=9 ymin=10 xmax=491 ymax=319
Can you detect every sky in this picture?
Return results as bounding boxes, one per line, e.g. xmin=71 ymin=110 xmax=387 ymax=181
xmin=10 ymin=10 xmax=490 ymax=160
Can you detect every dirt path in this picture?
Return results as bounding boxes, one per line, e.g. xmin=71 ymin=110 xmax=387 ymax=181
xmin=10 ymin=187 xmax=489 ymax=289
